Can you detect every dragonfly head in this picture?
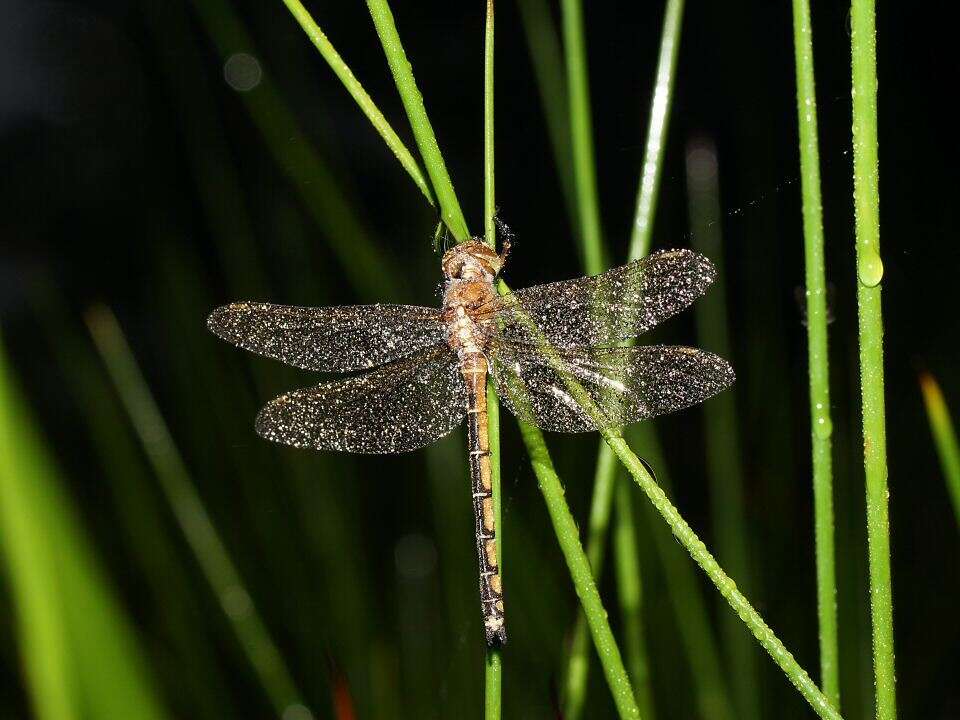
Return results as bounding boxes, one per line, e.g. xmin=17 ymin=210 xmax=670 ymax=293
xmin=442 ymin=240 xmax=505 ymax=282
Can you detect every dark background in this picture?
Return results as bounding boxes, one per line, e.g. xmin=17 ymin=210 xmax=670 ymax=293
xmin=1 ymin=0 xmax=957 ymax=718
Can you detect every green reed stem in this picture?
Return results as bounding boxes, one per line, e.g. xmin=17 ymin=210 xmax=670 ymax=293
xmin=791 ymin=0 xmax=840 ymax=705
xmin=686 ymin=137 xmax=760 ymax=720
xmin=604 ymin=432 xmax=844 ymax=720
xmin=1 ymin=334 xmax=166 ymax=720
xmin=366 ymin=0 xmax=470 ymax=240
xmin=565 ymin=0 xmax=684 ymax=712
xmin=626 ymin=425 xmax=734 ymax=720
xmin=628 ymin=0 xmax=684 ymax=261
xmin=0 ymin=339 xmax=77 ymax=720
xmin=516 ymin=0 xmax=577 ymax=232
xmin=919 ymin=374 xmax=960 ymax=527
xmin=613 ymin=479 xmax=654 ymax=719
xmin=279 ymin=0 xmax=433 ymax=205
xmin=519 ymin=422 xmax=640 ymax=720
xmin=560 ymin=0 xmax=606 ymax=272
xmin=193 ymin=0 xmax=394 ymax=299
xmin=86 ymin=306 xmax=304 ymax=717
xmin=850 ymin=1 xmax=896 ymax=717
xmin=346 ymin=3 xmax=635 ymax=711
xmin=482 ymin=3 xmax=503 ymax=718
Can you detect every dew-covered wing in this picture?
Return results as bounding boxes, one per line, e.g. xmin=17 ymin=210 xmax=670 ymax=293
xmin=255 ymin=345 xmax=467 ymax=453
xmin=207 ymin=302 xmax=445 ymax=373
xmin=491 ymin=343 xmax=734 ymax=433
xmin=492 ymin=249 xmax=716 ymax=348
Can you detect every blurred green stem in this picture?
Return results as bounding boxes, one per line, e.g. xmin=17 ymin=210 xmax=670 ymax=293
xmin=850 ymin=1 xmax=896 ymax=718
xmin=565 ymin=0 xmax=684 ymax=713
xmin=560 ymin=0 xmax=606 ymax=271
xmin=686 ymin=137 xmax=760 ymax=720
xmin=191 ymin=0 xmax=395 ymax=299
xmin=366 ymin=0 xmax=470 ymax=240
xmin=278 ymin=0 xmax=434 ymax=205
xmin=0 ymin=339 xmax=77 ymax=720
xmin=628 ymin=0 xmax=684 ymax=261
xmin=791 ymin=0 xmax=840 ymax=705
xmin=919 ymin=374 xmax=960 ymax=527
xmin=86 ymin=306 xmax=303 ymax=716
xmin=482 ymin=2 xmax=503 ymax=718
xmin=516 ymin=0 xmax=578 ymax=231
xmin=613 ymin=479 xmax=654 ymax=719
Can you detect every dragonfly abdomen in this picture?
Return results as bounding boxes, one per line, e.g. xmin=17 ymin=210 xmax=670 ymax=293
xmin=462 ymin=351 xmax=506 ymax=645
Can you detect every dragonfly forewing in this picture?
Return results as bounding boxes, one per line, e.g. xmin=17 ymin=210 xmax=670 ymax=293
xmin=491 ymin=248 xmax=717 ymax=349
xmin=490 ymin=344 xmax=735 ymax=433
xmin=256 ymin=345 xmax=467 ymax=453
xmin=207 ymin=302 xmax=446 ymax=373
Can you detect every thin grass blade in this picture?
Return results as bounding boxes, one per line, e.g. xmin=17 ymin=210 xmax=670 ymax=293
xmin=790 ymin=0 xmax=840 ymax=704
xmin=919 ymin=373 xmax=960 ymax=527
xmin=850 ymin=1 xmax=896 ymax=717
xmin=686 ymin=136 xmax=761 ymax=720
xmin=365 ymin=0 xmax=470 ymax=240
xmin=85 ymin=306 xmax=305 ymax=717
xmin=279 ymin=0 xmax=434 ymax=205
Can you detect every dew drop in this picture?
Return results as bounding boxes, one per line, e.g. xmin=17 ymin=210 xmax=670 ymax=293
xmin=814 ymin=415 xmax=833 ymax=439
xmin=858 ymin=252 xmax=884 ymax=287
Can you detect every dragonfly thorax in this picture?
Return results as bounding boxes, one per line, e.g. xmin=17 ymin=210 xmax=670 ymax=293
xmin=441 ymin=240 xmax=504 ymax=282
xmin=442 ymin=278 xmax=497 ymax=355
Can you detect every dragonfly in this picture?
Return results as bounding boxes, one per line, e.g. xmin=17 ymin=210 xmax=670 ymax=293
xmin=207 ymin=238 xmax=734 ymax=646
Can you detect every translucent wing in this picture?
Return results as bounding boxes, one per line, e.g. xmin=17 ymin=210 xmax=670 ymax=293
xmin=490 ymin=343 xmax=734 ymax=432
xmin=256 ymin=345 xmax=467 ymax=454
xmin=492 ymin=249 xmax=716 ymax=348
xmin=207 ymin=302 xmax=445 ymax=373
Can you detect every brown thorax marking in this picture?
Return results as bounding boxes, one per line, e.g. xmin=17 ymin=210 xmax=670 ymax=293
xmin=442 ymin=240 xmax=509 ymax=355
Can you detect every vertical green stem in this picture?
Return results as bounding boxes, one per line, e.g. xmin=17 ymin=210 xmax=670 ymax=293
xmin=628 ymin=0 xmax=685 ymax=261
xmin=919 ymin=374 xmax=960 ymax=527
xmin=520 ymin=423 xmax=640 ymax=720
xmin=791 ymin=0 xmax=840 ymax=706
xmin=560 ymin=0 xmax=606 ymax=272
xmin=613 ymin=479 xmax=654 ymax=719
xmin=563 ymin=1 xmax=684 ymax=714
xmin=686 ymin=137 xmax=760 ymax=720
xmin=366 ymin=0 xmax=470 ymax=240
xmin=482 ymin=3 xmax=502 ymax=718
xmin=850 ymin=2 xmax=896 ymax=718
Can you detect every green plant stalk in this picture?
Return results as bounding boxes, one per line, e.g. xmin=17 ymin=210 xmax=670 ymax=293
xmin=560 ymin=0 xmax=607 ymax=272
xmin=850 ymin=1 xmax=896 ymax=718
xmin=791 ymin=0 xmax=840 ymax=705
xmin=192 ymin=0 xmax=395 ymax=300
xmin=604 ymin=432 xmax=844 ymax=720
xmin=565 ymin=0 xmax=685 ymax=711
xmin=0 ymin=335 xmax=166 ymax=720
xmin=0 ymin=339 xmax=77 ymax=720
xmin=626 ymin=424 xmax=734 ymax=720
xmin=520 ymin=422 xmax=640 ymax=720
xmin=516 ymin=0 xmax=578 ymax=232
xmin=613 ymin=479 xmax=654 ymax=719
xmin=919 ymin=373 xmax=960 ymax=526
xmin=358 ymin=4 xmax=637 ymax=711
xmin=482 ymin=3 xmax=503 ymax=718
xmin=366 ymin=0 xmax=470 ymax=240
xmin=86 ymin=306 xmax=304 ymax=716
xmin=686 ymin=138 xmax=760 ymax=720
xmin=628 ymin=0 xmax=684 ymax=261
xmin=278 ymin=0 xmax=434 ymax=205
